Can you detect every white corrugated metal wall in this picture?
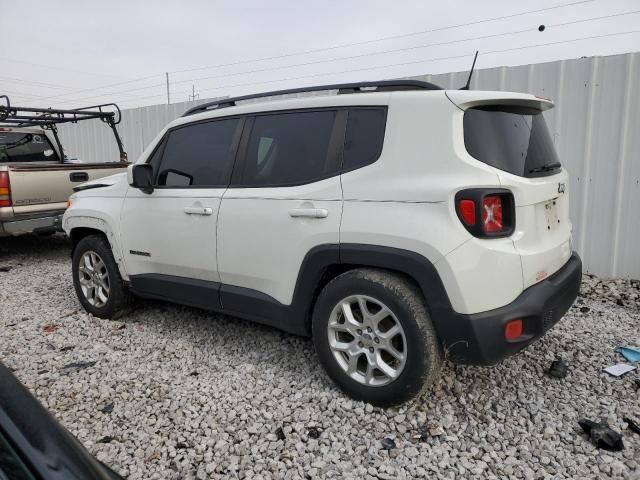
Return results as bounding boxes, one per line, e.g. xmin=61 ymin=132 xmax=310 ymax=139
xmin=58 ymin=52 xmax=640 ymax=279
xmin=58 ymin=98 xmax=223 ymax=165
xmin=414 ymin=52 xmax=640 ymax=280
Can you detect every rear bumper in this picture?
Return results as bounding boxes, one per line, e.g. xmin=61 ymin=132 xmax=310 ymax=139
xmin=446 ymin=252 xmax=582 ymax=365
xmin=0 ymin=212 xmax=64 ymax=236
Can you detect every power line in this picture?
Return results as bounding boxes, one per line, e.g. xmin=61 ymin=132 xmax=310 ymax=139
xmin=193 ymin=29 xmax=639 ymax=97
xmin=114 ymin=90 xmax=191 ymax=108
xmin=47 ymin=83 xmax=167 ymax=106
xmin=169 ymin=0 xmax=599 ymax=75
xmin=0 ymin=73 xmax=169 ymax=104
xmin=95 ymin=89 xmax=190 ymax=106
xmin=0 ymin=76 xmax=78 ymax=92
xmin=166 ymin=10 xmax=640 ymax=89
xmin=0 ymin=77 xmax=162 ymax=106
xmin=29 ymin=73 xmax=164 ymax=103
xmin=0 ymin=56 xmax=129 ymax=80
xmin=0 ymin=88 xmax=70 ymax=100
xmin=44 ymin=27 xmax=639 ymax=109
xmin=19 ymin=0 xmax=600 ymax=105
xmin=50 ymin=8 xmax=636 ymax=105
xmin=115 ymin=94 xmax=167 ymax=106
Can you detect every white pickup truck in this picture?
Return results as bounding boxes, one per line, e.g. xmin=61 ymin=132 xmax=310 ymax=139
xmin=0 ymin=96 xmax=129 ymax=236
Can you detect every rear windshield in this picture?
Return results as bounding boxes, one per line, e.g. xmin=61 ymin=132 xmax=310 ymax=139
xmin=0 ymin=131 xmax=60 ymax=163
xmin=463 ymin=106 xmax=560 ymax=177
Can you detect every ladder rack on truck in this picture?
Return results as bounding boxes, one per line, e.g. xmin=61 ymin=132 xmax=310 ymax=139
xmin=0 ymin=95 xmax=127 ymax=162
xmin=0 ymin=95 xmax=130 ymax=237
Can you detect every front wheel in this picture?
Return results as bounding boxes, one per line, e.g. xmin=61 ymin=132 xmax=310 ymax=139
xmin=312 ymin=269 xmax=442 ymax=407
xmin=72 ymin=234 xmax=133 ymax=318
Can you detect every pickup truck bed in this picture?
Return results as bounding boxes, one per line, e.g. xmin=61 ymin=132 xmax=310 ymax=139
xmin=0 ymin=162 xmax=128 ymax=236
xmin=0 ymin=97 xmax=129 ymax=237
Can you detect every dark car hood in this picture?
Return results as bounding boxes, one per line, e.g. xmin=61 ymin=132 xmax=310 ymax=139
xmin=0 ymin=363 xmax=123 ymax=479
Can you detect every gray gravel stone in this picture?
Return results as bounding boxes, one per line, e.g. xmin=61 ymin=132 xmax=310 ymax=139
xmin=0 ymin=235 xmax=639 ymax=479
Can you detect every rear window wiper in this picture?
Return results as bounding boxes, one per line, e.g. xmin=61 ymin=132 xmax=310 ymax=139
xmin=529 ymin=162 xmax=561 ymax=174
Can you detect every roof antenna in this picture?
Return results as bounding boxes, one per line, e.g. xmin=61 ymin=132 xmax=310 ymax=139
xmin=460 ymin=51 xmax=479 ymax=90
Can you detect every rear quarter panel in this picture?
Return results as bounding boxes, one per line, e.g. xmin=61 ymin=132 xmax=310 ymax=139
xmin=340 ymin=93 xmax=526 ymax=314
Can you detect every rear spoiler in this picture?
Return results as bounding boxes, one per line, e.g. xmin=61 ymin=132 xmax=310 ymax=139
xmin=445 ymin=90 xmax=554 ymax=112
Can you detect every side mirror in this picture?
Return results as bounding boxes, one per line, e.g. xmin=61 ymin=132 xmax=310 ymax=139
xmin=128 ymin=164 xmax=154 ymax=194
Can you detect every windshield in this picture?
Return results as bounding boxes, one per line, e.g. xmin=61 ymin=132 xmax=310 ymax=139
xmin=0 ymin=131 xmax=60 ymax=163
xmin=463 ymin=106 xmax=560 ymax=178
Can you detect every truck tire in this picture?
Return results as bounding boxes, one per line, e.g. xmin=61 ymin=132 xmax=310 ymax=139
xmin=312 ymin=268 xmax=442 ymax=407
xmin=72 ymin=234 xmax=134 ymax=319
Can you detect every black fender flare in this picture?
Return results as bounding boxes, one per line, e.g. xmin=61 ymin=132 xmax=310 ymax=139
xmin=283 ymin=243 xmax=457 ymax=341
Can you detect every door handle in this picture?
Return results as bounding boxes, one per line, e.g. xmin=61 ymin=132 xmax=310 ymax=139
xmin=184 ymin=206 xmax=213 ymax=216
xmin=289 ymin=208 xmax=328 ymax=218
xmin=69 ymin=172 xmax=89 ymax=182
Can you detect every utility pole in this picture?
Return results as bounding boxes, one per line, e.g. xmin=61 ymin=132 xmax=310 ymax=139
xmin=165 ymin=72 xmax=170 ymax=105
xmin=188 ymin=85 xmax=199 ymax=102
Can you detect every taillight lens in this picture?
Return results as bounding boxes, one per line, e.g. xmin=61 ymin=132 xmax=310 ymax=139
xmin=455 ymin=189 xmax=514 ymax=238
xmin=482 ymin=195 xmax=503 ymax=233
xmin=0 ymin=171 xmax=11 ymax=208
xmin=458 ymin=199 xmax=476 ymax=225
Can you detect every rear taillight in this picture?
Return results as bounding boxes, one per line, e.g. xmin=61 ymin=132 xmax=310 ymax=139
xmin=0 ymin=171 xmax=11 ymax=208
xmin=458 ymin=199 xmax=476 ymax=226
xmin=482 ymin=195 xmax=503 ymax=233
xmin=455 ymin=189 xmax=514 ymax=238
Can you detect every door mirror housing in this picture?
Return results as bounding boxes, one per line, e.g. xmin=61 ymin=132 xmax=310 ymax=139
xmin=128 ymin=164 xmax=154 ymax=194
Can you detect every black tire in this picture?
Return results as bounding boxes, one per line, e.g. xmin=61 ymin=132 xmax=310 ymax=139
xmin=312 ymin=268 xmax=442 ymax=407
xmin=72 ymin=234 xmax=134 ymax=319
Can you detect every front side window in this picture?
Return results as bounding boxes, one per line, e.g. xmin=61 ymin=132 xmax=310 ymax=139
xmin=241 ymin=110 xmax=336 ymax=186
xmin=463 ymin=106 xmax=561 ymax=178
xmin=342 ymin=108 xmax=386 ymax=171
xmin=155 ymin=118 xmax=240 ymax=187
xmin=0 ymin=131 xmax=59 ymax=163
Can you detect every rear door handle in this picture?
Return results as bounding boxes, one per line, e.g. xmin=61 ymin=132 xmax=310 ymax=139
xmin=69 ymin=172 xmax=89 ymax=182
xmin=184 ymin=206 xmax=213 ymax=216
xmin=289 ymin=208 xmax=328 ymax=218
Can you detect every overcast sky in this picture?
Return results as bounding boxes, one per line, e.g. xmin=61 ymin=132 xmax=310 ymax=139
xmin=1 ymin=0 xmax=639 ymax=109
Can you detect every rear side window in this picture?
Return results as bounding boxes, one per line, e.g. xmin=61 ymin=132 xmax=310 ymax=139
xmin=464 ymin=106 xmax=561 ymax=177
xmin=155 ymin=118 xmax=240 ymax=187
xmin=0 ymin=132 xmax=59 ymax=163
xmin=241 ymin=110 xmax=336 ymax=186
xmin=342 ymin=108 xmax=386 ymax=171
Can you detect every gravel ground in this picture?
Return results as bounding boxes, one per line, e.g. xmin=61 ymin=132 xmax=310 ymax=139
xmin=1 ymin=235 xmax=639 ymax=480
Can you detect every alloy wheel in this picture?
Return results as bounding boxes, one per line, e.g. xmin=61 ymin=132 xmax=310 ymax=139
xmin=327 ymin=295 xmax=407 ymax=386
xmin=78 ymin=250 xmax=110 ymax=308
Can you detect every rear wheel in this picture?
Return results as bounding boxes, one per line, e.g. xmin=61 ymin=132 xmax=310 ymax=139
xmin=312 ymin=268 xmax=442 ymax=407
xmin=72 ymin=235 xmax=133 ymax=318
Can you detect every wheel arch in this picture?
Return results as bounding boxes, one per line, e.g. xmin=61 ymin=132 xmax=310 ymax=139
xmin=67 ymin=216 xmax=129 ymax=281
xmin=70 ymin=227 xmax=106 ymax=250
xmin=292 ymin=244 xmax=456 ymax=339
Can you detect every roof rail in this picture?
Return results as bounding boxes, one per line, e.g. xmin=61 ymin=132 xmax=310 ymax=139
xmin=182 ymin=80 xmax=441 ymax=117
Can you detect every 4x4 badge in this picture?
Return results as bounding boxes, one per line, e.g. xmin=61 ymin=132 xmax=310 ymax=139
xmin=558 ymin=183 xmax=566 ymax=194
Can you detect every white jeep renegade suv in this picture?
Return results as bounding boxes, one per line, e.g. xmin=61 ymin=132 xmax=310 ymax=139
xmin=63 ymin=81 xmax=582 ymax=406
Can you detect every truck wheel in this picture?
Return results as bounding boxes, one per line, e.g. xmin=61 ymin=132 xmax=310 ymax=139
xmin=72 ymin=235 xmax=134 ymax=319
xmin=312 ymin=268 xmax=442 ymax=407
